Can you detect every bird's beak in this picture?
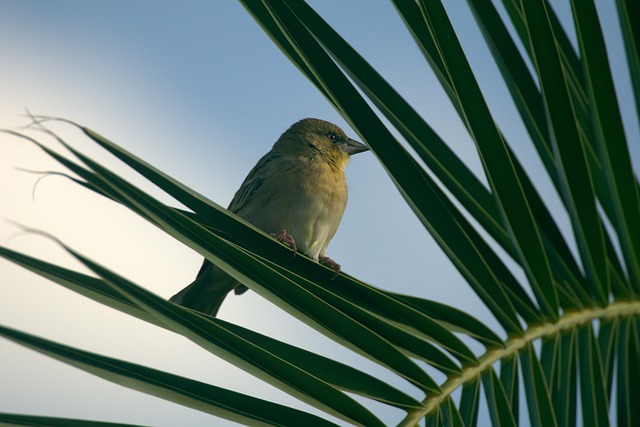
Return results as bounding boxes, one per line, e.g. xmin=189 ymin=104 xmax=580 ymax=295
xmin=342 ymin=138 xmax=370 ymax=155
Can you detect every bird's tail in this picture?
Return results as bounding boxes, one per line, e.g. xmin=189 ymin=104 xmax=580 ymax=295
xmin=169 ymin=260 xmax=239 ymax=317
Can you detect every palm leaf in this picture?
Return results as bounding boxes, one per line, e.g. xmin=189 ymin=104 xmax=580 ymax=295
xmin=0 ymin=413 xmax=143 ymax=427
xmin=0 ymin=325 xmax=341 ymax=427
xmin=2 ymin=0 xmax=639 ymax=425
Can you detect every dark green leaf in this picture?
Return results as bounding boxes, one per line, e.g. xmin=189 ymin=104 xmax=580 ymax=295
xmin=63 ymin=248 xmax=388 ymax=427
xmin=392 ymin=294 xmax=503 ymax=348
xmin=500 ymin=0 xmax=640 ymax=305
xmin=481 ymin=368 xmax=518 ymax=427
xmin=0 ymin=326 xmax=340 ymax=427
xmin=597 ymin=318 xmax=619 ymax=400
xmin=0 ymin=246 xmax=421 ymax=411
xmin=519 ymin=343 xmax=557 ymax=427
xmin=571 ymin=0 xmax=640 ymax=293
xmin=416 ymin=0 xmax=559 ymax=319
xmin=616 ymin=317 xmax=640 ymax=427
xmin=615 ymin=0 xmax=640 ymax=123
xmin=425 ymin=408 xmax=442 ymax=427
xmin=384 ymin=0 xmax=556 ymax=323
xmin=442 ymin=396 xmax=465 ymax=427
xmin=521 ymin=0 xmax=609 ymax=303
xmin=459 ymin=376 xmax=481 ymax=427
xmin=0 ymin=413 xmax=142 ymax=427
xmin=464 ymin=0 xmax=593 ymax=309
xmin=500 ymin=354 xmax=519 ymax=421
xmin=557 ymin=330 xmax=578 ymax=427
xmin=541 ymin=330 xmax=578 ymax=427
xmin=499 ymin=0 xmax=586 ymax=104
xmin=405 ymin=0 xmax=579 ymax=312
xmin=577 ymin=324 xmax=609 ymax=427
xmin=466 ymin=0 xmax=553 ymax=182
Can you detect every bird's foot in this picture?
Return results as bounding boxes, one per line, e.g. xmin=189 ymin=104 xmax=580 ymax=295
xmin=319 ymin=255 xmax=341 ymax=279
xmin=271 ymin=229 xmax=297 ymax=257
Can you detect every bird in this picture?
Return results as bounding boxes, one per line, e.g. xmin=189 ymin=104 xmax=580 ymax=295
xmin=169 ymin=118 xmax=369 ymax=316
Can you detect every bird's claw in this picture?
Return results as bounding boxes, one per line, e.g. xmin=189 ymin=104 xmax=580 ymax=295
xmin=271 ymin=229 xmax=297 ymax=257
xmin=319 ymin=255 xmax=341 ymax=279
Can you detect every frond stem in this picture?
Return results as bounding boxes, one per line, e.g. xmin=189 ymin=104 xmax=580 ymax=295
xmin=399 ymin=300 xmax=640 ymax=426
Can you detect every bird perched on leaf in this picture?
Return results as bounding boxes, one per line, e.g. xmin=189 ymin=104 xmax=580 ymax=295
xmin=170 ymin=118 xmax=369 ymax=316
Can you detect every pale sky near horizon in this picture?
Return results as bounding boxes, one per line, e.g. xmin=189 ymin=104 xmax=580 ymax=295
xmin=0 ymin=1 xmax=637 ymax=426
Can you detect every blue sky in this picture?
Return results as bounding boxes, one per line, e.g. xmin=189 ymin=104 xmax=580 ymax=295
xmin=0 ymin=1 xmax=638 ymax=426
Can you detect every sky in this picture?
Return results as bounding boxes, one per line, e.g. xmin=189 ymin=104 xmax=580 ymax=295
xmin=0 ymin=1 xmax=638 ymax=426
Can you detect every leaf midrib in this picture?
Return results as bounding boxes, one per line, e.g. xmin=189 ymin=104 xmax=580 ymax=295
xmin=398 ymin=300 xmax=640 ymax=425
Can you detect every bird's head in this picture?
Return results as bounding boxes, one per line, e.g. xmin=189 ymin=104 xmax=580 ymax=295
xmin=275 ymin=118 xmax=369 ymax=168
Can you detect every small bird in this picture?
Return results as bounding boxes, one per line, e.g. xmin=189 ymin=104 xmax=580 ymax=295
xmin=170 ymin=118 xmax=369 ymax=316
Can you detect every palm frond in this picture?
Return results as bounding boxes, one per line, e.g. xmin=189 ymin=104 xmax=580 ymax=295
xmin=2 ymin=0 xmax=639 ymax=425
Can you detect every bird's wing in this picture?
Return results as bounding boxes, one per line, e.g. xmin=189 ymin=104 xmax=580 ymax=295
xmin=228 ymin=175 xmax=264 ymax=213
xmin=227 ymin=153 xmax=275 ymax=213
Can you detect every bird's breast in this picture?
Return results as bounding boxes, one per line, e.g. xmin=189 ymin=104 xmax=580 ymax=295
xmin=239 ymin=157 xmax=348 ymax=260
xmin=291 ymin=163 xmax=348 ymax=259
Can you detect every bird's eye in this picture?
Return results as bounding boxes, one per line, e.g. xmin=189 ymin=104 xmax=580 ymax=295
xmin=325 ymin=131 xmax=338 ymax=142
